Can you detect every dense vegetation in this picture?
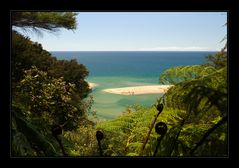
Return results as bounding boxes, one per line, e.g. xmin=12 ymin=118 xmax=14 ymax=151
xmin=12 ymin=12 xmax=227 ymax=157
xmin=12 ymin=12 xmax=93 ymax=156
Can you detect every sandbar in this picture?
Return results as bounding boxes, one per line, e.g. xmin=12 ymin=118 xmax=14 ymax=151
xmin=102 ymin=85 xmax=173 ymax=95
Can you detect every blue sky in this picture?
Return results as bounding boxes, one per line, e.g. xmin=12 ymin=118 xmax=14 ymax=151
xmin=18 ymin=12 xmax=227 ymax=51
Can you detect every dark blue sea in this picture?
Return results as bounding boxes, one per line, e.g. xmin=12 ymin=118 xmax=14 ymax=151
xmin=51 ymin=51 xmax=216 ymax=120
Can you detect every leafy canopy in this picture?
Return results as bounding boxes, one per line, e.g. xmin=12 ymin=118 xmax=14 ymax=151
xmin=12 ymin=12 xmax=77 ymax=34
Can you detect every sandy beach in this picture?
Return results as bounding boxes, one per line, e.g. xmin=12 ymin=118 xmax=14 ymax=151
xmin=102 ymin=85 xmax=173 ymax=95
xmin=88 ymin=82 xmax=98 ymax=89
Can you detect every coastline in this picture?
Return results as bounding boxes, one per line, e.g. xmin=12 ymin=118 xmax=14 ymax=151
xmin=88 ymin=82 xmax=98 ymax=89
xmin=102 ymin=85 xmax=173 ymax=95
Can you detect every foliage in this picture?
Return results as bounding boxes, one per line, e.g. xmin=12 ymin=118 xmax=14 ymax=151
xmin=12 ymin=31 xmax=55 ymax=87
xmin=205 ymin=51 xmax=227 ymax=69
xmin=11 ymin=12 xmax=93 ymax=157
xmin=12 ymin=66 xmax=94 ymax=156
xmin=14 ymin=66 xmax=91 ymax=131
xmin=48 ymin=59 xmax=90 ymax=98
xmin=160 ymin=67 xmax=227 ymax=116
xmin=12 ymin=31 xmax=91 ymax=98
xmin=95 ymin=105 xmax=158 ymax=156
xmin=12 ymin=12 xmax=77 ymax=35
xmin=12 ymin=106 xmax=58 ymax=156
xmin=159 ymin=65 xmax=216 ymax=84
xmin=63 ymin=124 xmax=99 ymax=156
xmin=157 ymin=61 xmax=227 ymax=156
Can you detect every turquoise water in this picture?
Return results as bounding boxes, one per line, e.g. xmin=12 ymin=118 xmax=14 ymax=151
xmin=86 ymin=76 xmax=163 ymax=120
xmin=51 ymin=51 xmax=215 ymax=120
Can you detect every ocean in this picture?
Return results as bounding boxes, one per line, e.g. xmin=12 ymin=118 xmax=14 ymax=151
xmin=50 ymin=51 xmax=216 ymax=120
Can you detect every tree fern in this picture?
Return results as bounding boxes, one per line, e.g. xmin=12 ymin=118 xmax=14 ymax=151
xmin=159 ymin=65 xmax=216 ymax=84
xmin=157 ymin=65 xmax=227 ymax=156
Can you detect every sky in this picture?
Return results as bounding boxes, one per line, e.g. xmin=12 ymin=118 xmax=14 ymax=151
xmin=16 ymin=12 xmax=227 ymax=51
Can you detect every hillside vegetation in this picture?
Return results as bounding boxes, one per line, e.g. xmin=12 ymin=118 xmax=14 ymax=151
xmin=11 ymin=12 xmax=227 ymax=157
